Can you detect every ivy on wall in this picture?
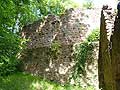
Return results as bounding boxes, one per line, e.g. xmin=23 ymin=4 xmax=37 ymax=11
xmin=50 ymin=41 xmax=61 ymax=59
xmin=72 ymin=28 xmax=100 ymax=84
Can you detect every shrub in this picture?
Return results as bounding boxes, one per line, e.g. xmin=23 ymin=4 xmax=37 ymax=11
xmin=87 ymin=28 xmax=100 ymax=42
xmin=0 ymin=29 xmax=23 ymax=76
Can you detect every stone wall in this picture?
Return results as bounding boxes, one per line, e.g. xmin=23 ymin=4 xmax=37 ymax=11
xmin=111 ymin=12 xmax=120 ymax=90
xmin=98 ymin=5 xmax=120 ymax=90
xmin=20 ymin=8 xmax=89 ymax=84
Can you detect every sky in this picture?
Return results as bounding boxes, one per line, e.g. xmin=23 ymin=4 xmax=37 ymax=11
xmin=73 ymin=0 xmax=117 ymax=9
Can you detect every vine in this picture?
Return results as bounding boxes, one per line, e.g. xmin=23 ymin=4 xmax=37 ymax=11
xmin=72 ymin=28 xmax=100 ymax=84
xmin=50 ymin=41 xmax=61 ymax=59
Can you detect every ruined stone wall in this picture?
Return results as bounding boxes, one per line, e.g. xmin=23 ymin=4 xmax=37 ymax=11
xmin=111 ymin=13 xmax=120 ymax=90
xmin=21 ymin=8 xmax=89 ymax=84
xmin=99 ymin=5 xmax=120 ymax=90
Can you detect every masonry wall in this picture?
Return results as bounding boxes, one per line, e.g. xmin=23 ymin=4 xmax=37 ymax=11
xmin=111 ymin=14 xmax=120 ymax=90
xmin=20 ymin=8 xmax=90 ymax=84
xmin=98 ymin=5 xmax=120 ymax=90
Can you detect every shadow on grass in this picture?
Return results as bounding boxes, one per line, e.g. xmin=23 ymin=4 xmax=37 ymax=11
xmin=0 ymin=72 xmax=94 ymax=90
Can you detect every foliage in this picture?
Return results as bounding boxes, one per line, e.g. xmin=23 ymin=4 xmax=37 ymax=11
xmin=0 ymin=72 xmax=95 ymax=90
xmin=73 ymin=41 xmax=94 ymax=78
xmin=0 ymin=29 xmax=24 ymax=76
xmin=72 ymin=28 xmax=100 ymax=84
xmin=0 ymin=0 xmax=39 ymax=33
xmin=0 ymin=0 xmax=31 ymax=75
xmin=0 ymin=0 xmax=78 ymax=76
xmin=50 ymin=41 xmax=61 ymax=59
xmin=87 ymin=28 xmax=100 ymax=42
xmin=38 ymin=0 xmax=65 ymax=16
xmin=37 ymin=0 xmax=79 ymax=21
xmin=0 ymin=0 xmax=32 ymax=74
xmin=0 ymin=0 xmax=77 ymax=33
xmin=62 ymin=0 xmax=80 ymax=9
xmin=82 ymin=0 xmax=94 ymax=9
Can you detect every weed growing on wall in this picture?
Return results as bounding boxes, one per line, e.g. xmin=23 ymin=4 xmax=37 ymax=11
xmin=73 ymin=41 xmax=94 ymax=78
xmin=50 ymin=41 xmax=61 ymax=59
xmin=72 ymin=28 xmax=100 ymax=85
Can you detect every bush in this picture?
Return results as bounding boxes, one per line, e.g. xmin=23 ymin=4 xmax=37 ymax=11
xmin=87 ymin=28 xmax=100 ymax=42
xmin=0 ymin=29 xmax=23 ymax=76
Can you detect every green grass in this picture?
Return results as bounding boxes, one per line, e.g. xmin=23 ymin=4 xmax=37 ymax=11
xmin=0 ymin=72 xmax=95 ymax=90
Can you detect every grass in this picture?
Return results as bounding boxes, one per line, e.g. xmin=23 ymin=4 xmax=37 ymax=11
xmin=0 ymin=72 xmax=95 ymax=90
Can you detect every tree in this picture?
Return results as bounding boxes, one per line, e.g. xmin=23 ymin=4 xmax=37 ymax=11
xmin=0 ymin=0 xmax=38 ymax=75
xmin=0 ymin=0 xmax=77 ymax=75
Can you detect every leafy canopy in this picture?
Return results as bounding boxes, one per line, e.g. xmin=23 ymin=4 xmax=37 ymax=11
xmin=0 ymin=0 xmax=78 ymax=75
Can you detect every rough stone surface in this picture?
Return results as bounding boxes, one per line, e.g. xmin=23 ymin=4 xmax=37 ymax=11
xmin=20 ymin=8 xmax=99 ymax=87
xmin=98 ymin=5 xmax=120 ymax=90
xmin=21 ymin=9 xmax=89 ymax=84
xmin=111 ymin=13 xmax=120 ymax=90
